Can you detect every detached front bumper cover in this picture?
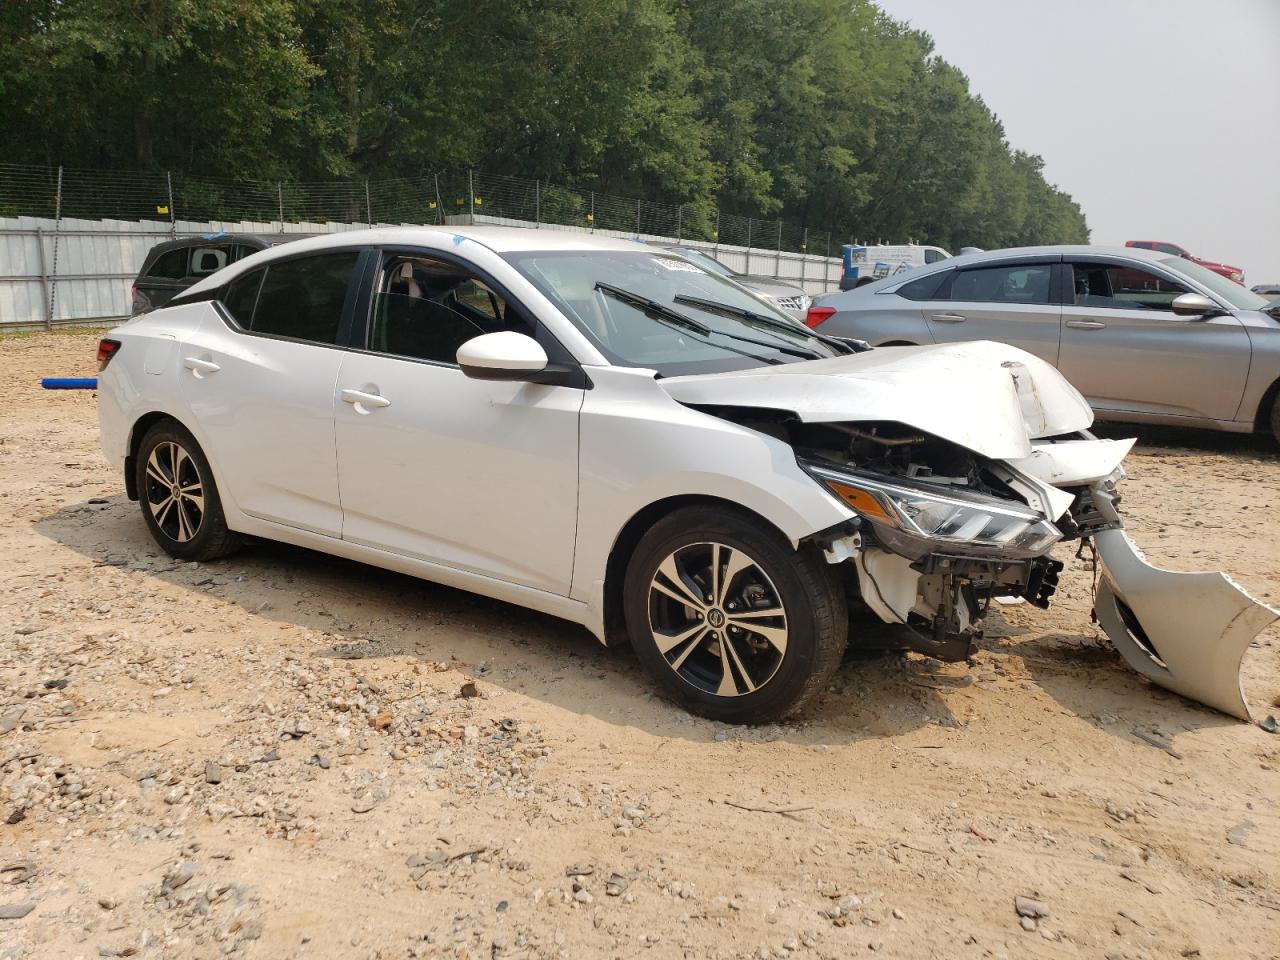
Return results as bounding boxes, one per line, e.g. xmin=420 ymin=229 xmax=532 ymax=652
xmin=1094 ymin=528 xmax=1278 ymax=721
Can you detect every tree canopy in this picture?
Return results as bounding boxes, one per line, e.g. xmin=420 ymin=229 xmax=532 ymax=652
xmin=0 ymin=0 xmax=1089 ymax=247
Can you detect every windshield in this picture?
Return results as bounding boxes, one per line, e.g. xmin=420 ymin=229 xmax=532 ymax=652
xmin=1160 ymin=256 xmax=1269 ymax=311
xmin=504 ymin=249 xmax=838 ymax=376
xmin=663 ymin=247 xmax=737 ymax=279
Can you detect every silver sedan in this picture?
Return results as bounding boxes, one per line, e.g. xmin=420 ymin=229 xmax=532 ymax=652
xmin=808 ymin=246 xmax=1280 ymax=442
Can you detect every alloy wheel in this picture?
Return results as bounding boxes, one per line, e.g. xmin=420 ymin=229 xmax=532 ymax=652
xmin=647 ymin=541 xmax=789 ymax=697
xmin=144 ymin=440 xmax=205 ymax=543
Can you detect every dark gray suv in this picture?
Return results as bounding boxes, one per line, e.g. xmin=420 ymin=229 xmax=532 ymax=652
xmin=132 ymin=234 xmax=303 ymax=314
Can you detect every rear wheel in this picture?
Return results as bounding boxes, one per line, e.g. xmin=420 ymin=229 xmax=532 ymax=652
xmin=135 ymin=420 xmax=239 ymax=561
xmin=1270 ymin=392 xmax=1280 ymax=445
xmin=623 ymin=506 xmax=847 ymax=723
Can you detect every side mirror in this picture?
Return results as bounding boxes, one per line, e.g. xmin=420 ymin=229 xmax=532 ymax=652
xmin=1169 ymin=292 xmax=1224 ymax=319
xmin=457 ymin=331 xmax=549 ymax=381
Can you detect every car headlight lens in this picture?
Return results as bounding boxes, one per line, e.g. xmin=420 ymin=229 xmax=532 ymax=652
xmin=802 ymin=461 xmax=1061 ymax=559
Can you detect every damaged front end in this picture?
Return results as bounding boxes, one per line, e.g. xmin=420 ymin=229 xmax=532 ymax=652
xmin=783 ymin=420 xmax=1276 ymax=721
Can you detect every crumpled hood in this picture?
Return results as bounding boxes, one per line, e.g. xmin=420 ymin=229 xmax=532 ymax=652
xmin=661 ymin=341 xmax=1094 ymax=460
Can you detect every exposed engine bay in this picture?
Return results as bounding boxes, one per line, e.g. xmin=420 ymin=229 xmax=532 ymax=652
xmin=689 ymin=405 xmax=1277 ymax=721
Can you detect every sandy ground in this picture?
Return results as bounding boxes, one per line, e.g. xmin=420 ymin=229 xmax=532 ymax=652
xmin=1 ymin=332 xmax=1278 ymax=960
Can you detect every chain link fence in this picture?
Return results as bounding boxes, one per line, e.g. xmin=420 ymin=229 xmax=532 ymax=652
xmin=0 ymin=163 xmax=846 ymax=329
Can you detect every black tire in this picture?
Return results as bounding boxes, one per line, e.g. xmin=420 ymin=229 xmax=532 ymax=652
xmin=623 ymin=506 xmax=847 ymax=724
xmin=1270 ymin=391 xmax=1280 ymax=446
xmin=135 ymin=420 xmax=239 ymax=561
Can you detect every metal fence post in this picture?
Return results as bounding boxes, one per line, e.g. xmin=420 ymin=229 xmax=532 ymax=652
xmin=47 ymin=165 xmax=63 ymax=331
xmin=535 ymin=180 xmax=540 ymax=227
xmin=35 ymin=226 xmax=52 ymax=328
xmin=589 ymin=192 xmax=595 ymax=233
xmin=775 ymin=219 xmax=782 ymax=278
xmin=714 ymin=210 xmax=720 ymax=257
xmin=433 ymin=174 xmax=444 ymax=224
xmin=468 ymin=170 xmax=475 ymax=224
xmin=800 ymin=227 xmax=807 ymax=290
xmin=825 ymin=233 xmax=831 ymax=292
xmin=745 ymin=218 xmax=752 ymax=275
xmin=277 ymin=182 xmax=285 ymax=231
xmin=676 ymin=205 xmax=682 ymax=242
xmin=166 ymin=171 xmax=176 ymax=238
xmin=365 ymin=179 xmax=373 ymax=225
xmin=635 ymin=198 xmax=641 ymax=237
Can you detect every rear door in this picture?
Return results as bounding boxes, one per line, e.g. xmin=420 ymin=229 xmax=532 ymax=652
xmin=179 ymin=248 xmax=366 ymax=536
xmin=915 ymin=257 xmax=1063 ymax=364
xmin=1058 ymin=257 xmax=1251 ymax=421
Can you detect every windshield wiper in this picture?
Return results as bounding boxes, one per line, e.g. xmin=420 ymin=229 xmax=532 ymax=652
xmin=673 ymin=294 xmax=863 ymax=355
xmin=594 ymin=283 xmax=783 ymax=365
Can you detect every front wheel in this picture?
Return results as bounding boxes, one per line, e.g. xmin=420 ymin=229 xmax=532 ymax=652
xmin=135 ymin=420 xmax=239 ymax=561
xmin=1270 ymin=391 xmax=1280 ymax=446
xmin=623 ymin=506 xmax=848 ymax=724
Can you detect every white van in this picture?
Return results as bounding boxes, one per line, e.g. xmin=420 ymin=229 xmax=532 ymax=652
xmin=839 ymin=243 xmax=952 ymax=289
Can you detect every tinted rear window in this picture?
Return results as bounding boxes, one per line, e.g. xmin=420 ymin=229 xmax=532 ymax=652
xmin=897 ymin=271 xmax=949 ymax=301
xmin=147 ymin=248 xmax=189 ymax=280
xmin=222 ymin=269 xmax=265 ymax=326
xmin=250 ymin=252 xmax=359 ymax=344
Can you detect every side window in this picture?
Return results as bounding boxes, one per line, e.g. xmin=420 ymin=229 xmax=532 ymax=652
xmin=189 ymin=247 xmax=229 ymax=277
xmin=1071 ymin=263 xmax=1189 ymax=311
xmin=250 ymin=252 xmax=359 ymax=344
xmin=147 ymin=247 xmax=189 ymax=280
xmin=923 ymin=248 xmax=945 ymax=264
xmin=221 ymin=268 xmax=265 ymax=327
xmin=897 ymin=270 xmax=949 ymax=301
xmin=368 ymin=254 xmax=528 ymax=364
xmin=948 ymin=264 xmax=1052 ymax=304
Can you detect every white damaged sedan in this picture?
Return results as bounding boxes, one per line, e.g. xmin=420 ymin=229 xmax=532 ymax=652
xmin=97 ymin=228 xmax=1276 ymax=723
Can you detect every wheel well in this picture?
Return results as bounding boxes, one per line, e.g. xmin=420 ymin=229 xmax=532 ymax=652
xmin=1253 ymin=376 xmax=1280 ymax=432
xmin=880 ymin=340 xmax=917 ymax=346
xmin=600 ymin=494 xmax=791 ymax=646
xmin=123 ymin=412 xmax=180 ymax=501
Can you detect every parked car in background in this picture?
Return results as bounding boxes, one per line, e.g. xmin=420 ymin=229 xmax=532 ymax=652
xmin=807 ymin=245 xmax=1280 ymax=441
xmin=839 ymin=243 xmax=953 ymax=290
xmin=659 ymin=245 xmax=812 ymax=321
xmin=1252 ymin=282 xmax=1280 ymax=301
xmin=95 ymin=228 xmax=1274 ymax=723
xmin=1125 ymin=240 xmax=1244 ymax=285
xmin=132 ymin=233 xmax=306 ymax=315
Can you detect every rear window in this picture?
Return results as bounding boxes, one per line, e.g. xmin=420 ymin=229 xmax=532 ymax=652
xmin=189 ymin=247 xmax=229 ymax=276
xmin=237 ymin=252 xmax=359 ymax=345
xmin=147 ymin=248 xmax=189 ymax=280
xmin=948 ymin=264 xmax=1052 ymax=304
xmin=896 ymin=270 xmax=949 ymax=301
xmin=222 ymin=269 xmax=265 ymax=326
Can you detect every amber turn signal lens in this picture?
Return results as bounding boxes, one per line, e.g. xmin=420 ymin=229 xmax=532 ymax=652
xmin=823 ymin=480 xmax=897 ymax=525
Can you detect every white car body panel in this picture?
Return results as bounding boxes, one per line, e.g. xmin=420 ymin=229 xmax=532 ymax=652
xmin=659 ymin=341 xmax=1093 ymax=460
xmin=1006 ymin=438 xmax=1136 ymax=486
xmin=333 ymin=351 xmax=583 ymax=596
xmin=1094 ymin=527 xmax=1278 ymax=721
xmin=96 ymin=226 xmax=1274 ymax=723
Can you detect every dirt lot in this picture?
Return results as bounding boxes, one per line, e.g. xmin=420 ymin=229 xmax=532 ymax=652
xmin=1 ymin=332 xmax=1278 ymax=960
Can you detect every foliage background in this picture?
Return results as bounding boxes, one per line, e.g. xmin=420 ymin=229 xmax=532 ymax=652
xmin=0 ymin=0 xmax=1089 ymax=248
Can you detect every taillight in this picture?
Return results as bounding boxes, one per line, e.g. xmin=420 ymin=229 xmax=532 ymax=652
xmin=805 ymin=306 xmax=836 ymax=328
xmin=97 ymin=339 xmax=121 ymax=370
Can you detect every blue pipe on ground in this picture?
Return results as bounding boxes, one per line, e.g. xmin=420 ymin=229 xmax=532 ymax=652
xmin=41 ymin=378 xmax=98 ymax=389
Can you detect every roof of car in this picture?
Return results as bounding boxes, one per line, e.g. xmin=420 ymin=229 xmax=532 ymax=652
xmin=939 ymin=244 xmax=1172 ymax=267
xmin=182 ymin=225 xmax=651 ymax=297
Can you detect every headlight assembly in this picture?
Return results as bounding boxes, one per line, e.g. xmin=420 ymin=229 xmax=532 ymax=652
xmin=802 ymin=461 xmax=1061 ymax=560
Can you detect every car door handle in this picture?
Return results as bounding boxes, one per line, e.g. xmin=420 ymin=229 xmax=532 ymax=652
xmin=183 ymin=356 xmax=220 ymax=377
xmin=341 ymin=388 xmax=392 ymax=410
xmin=1065 ymin=319 xmax=1107 ymax=330
xmin=928 ymin=312 xmax=966 ymax=323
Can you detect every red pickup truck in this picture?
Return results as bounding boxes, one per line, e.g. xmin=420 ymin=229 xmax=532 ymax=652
xmin=1125 ymin=240 xmax=1244 ymax=285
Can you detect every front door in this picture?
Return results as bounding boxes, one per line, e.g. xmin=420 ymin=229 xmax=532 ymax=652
xmin=333 ymin=250 xmax=583 ymax=595
xmin=1058 ymin=259 xmax=1251 ymax=422
xmin=917 ymin=259 xmax=1063 ymax=364
xmin=179 ymin=249 xmax=363 ymax=536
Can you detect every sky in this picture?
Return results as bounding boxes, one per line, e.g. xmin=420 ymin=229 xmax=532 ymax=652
xmin=874 ymin=0 xmax=1280 ymax=284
